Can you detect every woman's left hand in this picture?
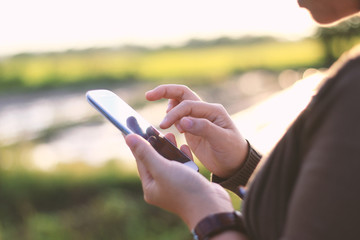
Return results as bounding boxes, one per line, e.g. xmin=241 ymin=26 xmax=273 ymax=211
xmin=125 ymin=133 xmax=234 ymax=230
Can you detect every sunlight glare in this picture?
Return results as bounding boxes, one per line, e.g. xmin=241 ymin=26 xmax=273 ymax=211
xmin=0 ymin=0 xmax=316 ymax=56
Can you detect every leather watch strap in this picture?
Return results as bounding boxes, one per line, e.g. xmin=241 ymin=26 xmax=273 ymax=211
xmin=192 ymin=211 xmax=246 ymax=240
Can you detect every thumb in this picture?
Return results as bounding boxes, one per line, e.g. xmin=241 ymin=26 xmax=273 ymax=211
xmin=179 ymin=117 xmax=226 ymax=141
xmin=125 ymin=134 xmax=167 ymax=176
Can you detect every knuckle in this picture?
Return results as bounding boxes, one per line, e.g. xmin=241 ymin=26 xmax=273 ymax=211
xmin=179 ymin=85 xmax=198 ymax=100
xmin=178 ymin=100 xmax=193 ymax=113
xmin=212 ymin=103 xmax=226 ymax=113
xmin=181 ymin=99 xmax=192 ymax=107
xmin=197 ymin=118 xmax=212 ymax=131
xmin=179 ymin=84 xmax=191 ymax=92
xmin=134 ymin=144 xmax=146 ymax=160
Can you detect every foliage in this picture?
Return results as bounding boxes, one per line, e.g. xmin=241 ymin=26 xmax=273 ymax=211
xmin=182 ymin=36 xmax=278 ymax=48
xmin=316 ymin=16 xmax=360 ymax=66
xmin=0 ymin=167 xmax=191 ymax=240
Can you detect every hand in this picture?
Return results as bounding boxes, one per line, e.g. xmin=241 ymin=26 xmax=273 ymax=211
xmin=146 ymin=84 xmax=249 ymax=178
xmin=125 ymin=132 xmax=234 ymax=230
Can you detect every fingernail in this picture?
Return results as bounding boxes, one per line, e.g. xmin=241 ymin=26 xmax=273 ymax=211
xmin=181 ymin=118 xmax=193 ymax=130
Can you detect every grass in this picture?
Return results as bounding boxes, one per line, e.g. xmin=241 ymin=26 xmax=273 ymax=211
xmin=139 ymin=39 xmax=322 ymax=80
xmin=0 ymin=165 xmax=191 ymax=240
xmin=0 ymin=38 xmax=324 ymax=91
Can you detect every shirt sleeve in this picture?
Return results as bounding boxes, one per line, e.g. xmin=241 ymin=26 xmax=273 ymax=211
xmin=280 ymin=65 xmax=360 ymax=240
xmin=211 ymin=141 xmax=262 ymax=198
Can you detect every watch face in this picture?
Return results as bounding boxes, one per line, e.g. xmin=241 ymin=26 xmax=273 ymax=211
xmin=191 ymin=230 xmax=199 ymax=240
xmin=234 ymin=210 xmax=242 ymax=218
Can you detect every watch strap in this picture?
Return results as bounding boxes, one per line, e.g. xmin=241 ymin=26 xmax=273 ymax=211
xmin=211 ymin=140 xmax=261 ymax=198
xmin=192 ymin=211 xmax=246 ymax=240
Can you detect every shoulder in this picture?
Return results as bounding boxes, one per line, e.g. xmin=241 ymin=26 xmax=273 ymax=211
xmin=299 ymin=44 xmax=360 ymax=163
xmin=329 ymin=44 xmax=360 ymax=75
xmin=324 ymin=44 xmax=360 ymax=89
xmin=309 ymin=44 xmax=360 ymax=110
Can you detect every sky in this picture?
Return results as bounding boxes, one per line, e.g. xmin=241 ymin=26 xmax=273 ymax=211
xmin=0 ymin=0 xmax=316 ymax=57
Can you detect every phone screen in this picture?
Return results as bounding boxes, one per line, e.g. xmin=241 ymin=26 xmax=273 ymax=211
xmin=86 ymin=89 xmax=199 ymax=171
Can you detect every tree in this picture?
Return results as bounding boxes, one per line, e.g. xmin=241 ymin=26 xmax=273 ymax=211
xmin=316 ymin=16 xmax=360 ymax=66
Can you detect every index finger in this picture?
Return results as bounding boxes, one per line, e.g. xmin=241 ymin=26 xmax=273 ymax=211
xmin=146 ymin=84 xmax=201 ymax=102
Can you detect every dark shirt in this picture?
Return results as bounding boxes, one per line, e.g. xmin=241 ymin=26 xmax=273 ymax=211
xmin=217 ymin=46 xmax=360 ymax=239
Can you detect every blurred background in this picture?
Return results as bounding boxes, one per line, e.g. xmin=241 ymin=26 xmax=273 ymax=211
xmin=1 ymin=0 xmax=360 ymax=239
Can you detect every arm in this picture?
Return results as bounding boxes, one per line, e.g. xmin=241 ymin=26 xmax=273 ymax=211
xmin=211 ymin=231 xmax=248 ymax=240
xmin=281 ymin=70 xmax=360 ymax=239
xmin=125 ymin=133 xmax=249 ymax=239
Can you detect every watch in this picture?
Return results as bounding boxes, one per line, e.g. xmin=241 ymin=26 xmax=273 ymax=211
xmin=191 ymin=211 xmax=247 ymax=240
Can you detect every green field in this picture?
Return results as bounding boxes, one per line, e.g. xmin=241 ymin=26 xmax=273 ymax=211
xmin=0 ymin=38 xmax=324 ymax=91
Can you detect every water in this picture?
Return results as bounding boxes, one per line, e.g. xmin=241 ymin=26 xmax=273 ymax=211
xmin=0 ymin=70 xmax=321 ymax=171
xmin=0 ymin=85 xmax=179 ymax=170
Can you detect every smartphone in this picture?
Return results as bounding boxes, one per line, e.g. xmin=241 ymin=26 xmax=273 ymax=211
xmin=86 ymin=89 xmax=199 ymax=171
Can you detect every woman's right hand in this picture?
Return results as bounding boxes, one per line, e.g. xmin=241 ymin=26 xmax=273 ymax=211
xmin=146 ymin=84 xmax=249 ymax=178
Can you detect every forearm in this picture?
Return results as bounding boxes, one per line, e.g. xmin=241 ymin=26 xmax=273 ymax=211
xmin=183 ymin=187 xmax=235 ymax=230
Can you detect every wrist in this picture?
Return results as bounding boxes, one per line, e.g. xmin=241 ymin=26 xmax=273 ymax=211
xmin=213 ymin=138 xmax=250 ymax=179
xmin=211 ymin=140 xmax=262 ymax=194
xmin=181 ymin=184 xmax=234 ymax=230
xmin=224 ymin=139 xmax=251 ymax=178
xmin=185 ymin=206 xmax=235 ymax=231
xmin=211 ymin=230 xmax=248 ymax=240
